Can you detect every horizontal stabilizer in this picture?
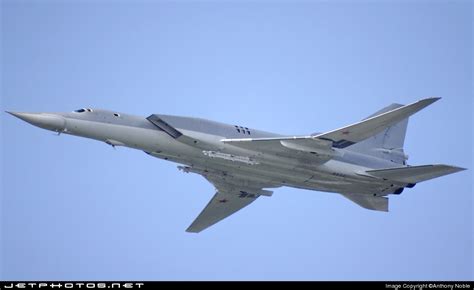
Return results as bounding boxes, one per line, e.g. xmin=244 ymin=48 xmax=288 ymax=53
xmin=341 ymin=193 xmax=388 ymax=212
xmin=366 ymin=164 xmax=466 ymax=184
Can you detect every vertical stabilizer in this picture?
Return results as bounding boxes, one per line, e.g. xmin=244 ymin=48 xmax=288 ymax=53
xmin=347 ymin=103 xmax=409 ymax=164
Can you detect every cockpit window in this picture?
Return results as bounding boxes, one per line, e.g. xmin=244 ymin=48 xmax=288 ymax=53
xmin=74 ymin=108 xmax=93 ymax=113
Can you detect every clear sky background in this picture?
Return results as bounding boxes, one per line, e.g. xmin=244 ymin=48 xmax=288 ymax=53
xmin=1 ymin=0 xmax=472 ymax=281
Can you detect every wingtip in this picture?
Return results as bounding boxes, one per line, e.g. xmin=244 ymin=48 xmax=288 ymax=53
xmin=409 ymin=97 xmax=441 ymax=109
xmin=436 ymin=164 xmax=467 ymax=172
xmin=422 ymin=97 xmax=441 ymax=103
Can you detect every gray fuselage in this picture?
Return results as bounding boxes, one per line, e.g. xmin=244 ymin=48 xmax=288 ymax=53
xmin=11 ymin=99 xmax=465 ymax=232
xmin=29 ymin=108 xmax=405 ymax=196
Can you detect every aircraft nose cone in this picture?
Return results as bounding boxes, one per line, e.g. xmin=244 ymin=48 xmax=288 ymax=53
xmin=7 ymin=111 xmax=66 ymax=132
xmin=6 ymin=111 xmax=29 ymax=120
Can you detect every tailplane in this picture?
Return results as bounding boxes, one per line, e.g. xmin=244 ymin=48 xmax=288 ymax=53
xmin=342 ymin=165 xmax=465 ymax=212
xmin=366 ymin=164 xmax=466 ymax=184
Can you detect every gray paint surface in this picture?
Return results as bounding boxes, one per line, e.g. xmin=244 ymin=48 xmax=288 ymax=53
xmin=6 ymin=98 xmax=464 ymax=233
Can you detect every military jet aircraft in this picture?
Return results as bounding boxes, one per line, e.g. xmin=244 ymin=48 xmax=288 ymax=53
xmin=7 ymin=98 xmax=465 ymax=232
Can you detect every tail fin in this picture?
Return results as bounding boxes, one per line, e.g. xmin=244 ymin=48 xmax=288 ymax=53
xmin=348 ymin=103 xmax=409 ymax=164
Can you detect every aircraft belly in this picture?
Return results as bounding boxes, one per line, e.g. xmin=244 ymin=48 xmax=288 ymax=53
xmin=197 ymin=160 xmax=308 ymax=185
xmin=91 ymin=124 xmax=396 ymax=196
xmin=162 ymin=145 xmax=373 ymax=195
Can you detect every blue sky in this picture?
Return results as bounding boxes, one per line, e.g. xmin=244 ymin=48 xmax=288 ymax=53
xmin=2 ymin=0 xmax=472 ymax=280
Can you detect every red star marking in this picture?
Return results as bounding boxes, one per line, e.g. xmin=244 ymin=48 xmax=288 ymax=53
xmin=341 ymin=130 xmax=350 ymax=135
xmin=218 ymin=199 xmax=228 ymax=203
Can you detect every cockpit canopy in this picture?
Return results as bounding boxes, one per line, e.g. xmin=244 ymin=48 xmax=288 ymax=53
xmin=74 ymin=108 xmax=93 ymax=113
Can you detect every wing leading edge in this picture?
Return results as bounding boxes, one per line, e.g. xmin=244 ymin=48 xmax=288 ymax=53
xmin=186 ymin=189 xmax=259 ymax=233
xmin=184 ymin=168 xmax=277 ymax=233
xmin=222 ymin=97 xmax=440 ymax=153
xmin=313 ymin=97 xmax=440 ymax=147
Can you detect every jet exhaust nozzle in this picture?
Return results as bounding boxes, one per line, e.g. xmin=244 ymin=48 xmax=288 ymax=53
xmin=393 ymin=188 xmax=404 ymax=195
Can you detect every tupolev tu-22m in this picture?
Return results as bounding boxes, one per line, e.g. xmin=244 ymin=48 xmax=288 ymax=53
xmin=7 ymin=98 xmax=465 ymax=232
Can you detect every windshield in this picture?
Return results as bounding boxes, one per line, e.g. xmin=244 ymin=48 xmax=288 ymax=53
xmin=74 ymin=108 xmax=92 ymax=113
